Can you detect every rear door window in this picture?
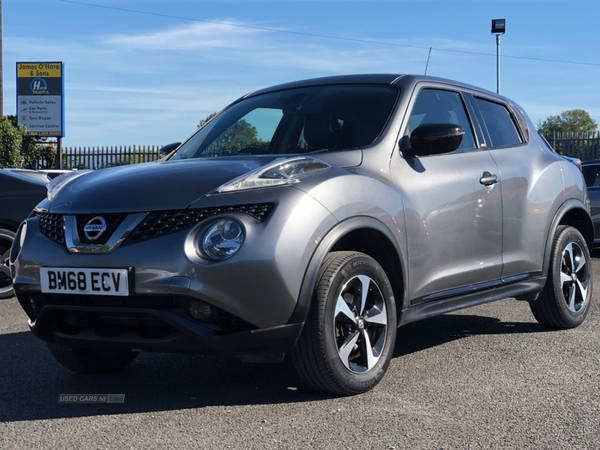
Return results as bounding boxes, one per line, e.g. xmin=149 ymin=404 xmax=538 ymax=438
xmin=474 ymin=98 xmax=522 ymax=147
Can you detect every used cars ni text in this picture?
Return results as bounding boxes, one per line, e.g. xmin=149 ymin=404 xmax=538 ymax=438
xmin=10 ymin=74 xmax=593 ymax=395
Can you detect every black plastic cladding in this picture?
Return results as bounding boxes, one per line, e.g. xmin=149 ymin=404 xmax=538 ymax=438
xmin=30 ymin=293 xmax=256 ymax=333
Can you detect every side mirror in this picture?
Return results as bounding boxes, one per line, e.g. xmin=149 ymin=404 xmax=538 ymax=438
xmin=408 ymin=123 xmax=464 ymax=156
xmin=158 ymin=142 xmax=181 ymax=159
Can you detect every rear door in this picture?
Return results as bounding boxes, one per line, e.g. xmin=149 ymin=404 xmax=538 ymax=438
xmin=468 ymin=94 xmax=564 ymax=280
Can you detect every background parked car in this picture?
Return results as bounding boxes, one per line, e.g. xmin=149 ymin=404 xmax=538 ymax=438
xmin=582 ymin=160 xmax=600 ymax=246
xmin=0 ymin=169 xmax=48 ymax=298
xmin=538 ymin=132 xmax=583 ymax=170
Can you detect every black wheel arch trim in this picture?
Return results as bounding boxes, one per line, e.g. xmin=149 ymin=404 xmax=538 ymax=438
xmin=287 ymin=216 xmax=407 ymax=327
xmin=542 ymin=198 xmax=594 ymax=280
xmin=0 ymin=218 xmax=20 ymax=231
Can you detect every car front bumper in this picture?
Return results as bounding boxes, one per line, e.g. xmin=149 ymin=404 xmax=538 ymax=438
xmin=11 ymin=189 xmax=337 ymax=356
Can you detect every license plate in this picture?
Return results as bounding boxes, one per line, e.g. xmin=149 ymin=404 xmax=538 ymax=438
xmin=40 ymin=268 xmax=129 ymax=296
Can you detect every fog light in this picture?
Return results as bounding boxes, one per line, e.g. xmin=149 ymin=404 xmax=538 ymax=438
xmin=189 ymin=300 xmax=212 ymax=321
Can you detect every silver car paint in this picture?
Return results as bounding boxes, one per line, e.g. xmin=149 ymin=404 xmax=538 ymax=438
xmin=10 ymin=74 xmax=592 ymax=351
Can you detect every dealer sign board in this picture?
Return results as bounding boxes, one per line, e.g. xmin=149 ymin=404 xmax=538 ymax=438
xmin=16 ymin=62 xmax=64 ymax=137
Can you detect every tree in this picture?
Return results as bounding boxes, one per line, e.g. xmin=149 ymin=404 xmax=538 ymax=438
xmin=0 ymin=115 xmax=24 ymax=168
xmin=537 ymin=109 xmax=598 ymax=135
xmin=197 ymin=112 xmax=268 ymax=156
xmin=198 ymin=112 xmax=217 ymax=129
xmin=0 ymin=115 xmax=56 ymax=169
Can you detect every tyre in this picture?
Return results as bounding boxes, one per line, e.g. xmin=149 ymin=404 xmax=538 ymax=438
xmin=530 ymin=225 xmax=592 ymax=330
xmin=0 ymin=227 xmax=16 ymax=299
xmin=48 ymin=346 xmax=139 ymax=374
xmin=292 ymin=251 xmax=397 ymax=395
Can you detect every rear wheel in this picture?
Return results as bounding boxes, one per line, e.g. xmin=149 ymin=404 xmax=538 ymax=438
xmin=0 ymin=227 xmax=16 ymax=299
xmin=48 ymin=346 xmax=139 ymax=374
xmin=530 ymin=225 xmax=592 ymax=329
xmin=292 ymin=251 xmax=397 ymax=395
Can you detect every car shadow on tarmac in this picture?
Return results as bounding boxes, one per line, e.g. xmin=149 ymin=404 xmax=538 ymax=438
xmin=0 ymin=311 xmax=548 ymax=423
xmin=394 ymin=314 xmax=546 ymax=358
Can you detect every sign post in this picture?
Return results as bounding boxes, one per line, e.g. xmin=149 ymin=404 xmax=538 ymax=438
xmin=16 ymin=62 xmax=64 ymax=168
xmin=491 ymin=20 xmax=506 ymax=95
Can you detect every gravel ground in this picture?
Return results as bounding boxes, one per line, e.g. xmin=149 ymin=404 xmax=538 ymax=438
xmin=1 ymin=254 xmax=600 ymax=449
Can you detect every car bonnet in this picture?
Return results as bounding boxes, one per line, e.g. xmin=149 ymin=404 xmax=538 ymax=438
xmin=47 ymin=157 xmax=284 ymax=213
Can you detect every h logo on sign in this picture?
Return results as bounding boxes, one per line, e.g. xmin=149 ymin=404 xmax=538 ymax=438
xmin=30 ymin=78 xmax=47 ymax=94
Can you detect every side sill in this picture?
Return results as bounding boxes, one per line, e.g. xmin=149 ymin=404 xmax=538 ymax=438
xmin=398 ymin=278 xmax=546 ymax=327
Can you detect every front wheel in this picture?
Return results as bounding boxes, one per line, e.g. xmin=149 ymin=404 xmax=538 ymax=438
xmin=292 ymin=251 xmax=397 ymax=395
xmin=530 ymin=225 xmax=593 ymax=329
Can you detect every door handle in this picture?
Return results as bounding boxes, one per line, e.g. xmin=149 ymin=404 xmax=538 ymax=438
xmin=480 ymin=172 xmax=498 ymax=186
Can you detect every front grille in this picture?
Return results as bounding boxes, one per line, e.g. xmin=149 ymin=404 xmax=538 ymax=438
xmin=123 ymin=203 xmax=274 ymax=246
xmin=57 ymin=310 xmax=173 ymax=339
xmin=76 ymin=213 xmax=128 ymax=244
xmin=213 ymin=308 xmax=255 ymax=332
xmin=34 ymin=293 xmax=256 ymax=333
xmin=35 ymin=203 xmax=274 ymax=248
xmin=36 ymin=212 xmax=65 ymax=245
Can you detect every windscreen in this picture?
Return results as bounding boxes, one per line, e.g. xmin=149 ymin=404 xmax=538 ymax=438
xmin=170 ymin=84 xmax=399 ymax=160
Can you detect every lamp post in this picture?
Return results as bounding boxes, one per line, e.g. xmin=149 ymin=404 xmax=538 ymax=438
xmin=491 ymin=19 xmax=505 ymax=94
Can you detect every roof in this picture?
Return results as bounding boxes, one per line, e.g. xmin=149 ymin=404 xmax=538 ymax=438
xmin=244 ymin=74 xmax=503 ymax=102
xmin=245 ymin=74 xmax=402 ymax=98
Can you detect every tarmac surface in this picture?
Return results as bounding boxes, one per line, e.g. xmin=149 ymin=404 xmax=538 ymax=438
xmin=1 ymin=252 xmax=600 ymax=449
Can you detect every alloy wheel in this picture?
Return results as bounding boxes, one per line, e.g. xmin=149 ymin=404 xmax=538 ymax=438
xmin=333 ymin=274 xmax=388 ymax=374
xmin=0 ymin=230 xmax=15 ymax=296
xmin=560 ymin=241 xmax=589 ymax=313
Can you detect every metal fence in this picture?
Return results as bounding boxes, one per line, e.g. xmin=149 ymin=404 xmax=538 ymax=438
xmin=545 ymin=131 xmax=600 ymax=161
xmin=40 ymin=132 xmax=600 ymax=170
xmin=60 ymin=145 xmax=161 ymax=170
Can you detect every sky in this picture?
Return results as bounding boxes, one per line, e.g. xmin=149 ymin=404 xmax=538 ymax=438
xmin=4 ymin=0 xmax=600 ymax=148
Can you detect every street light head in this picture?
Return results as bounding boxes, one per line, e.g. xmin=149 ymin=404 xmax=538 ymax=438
xmin=492 ymin=19 xmax=506 ymax=34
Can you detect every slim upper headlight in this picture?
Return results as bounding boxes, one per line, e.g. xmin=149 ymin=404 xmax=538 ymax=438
xmin=47 ymin=170 xmax=93 ymax=202
xmin=215 ymin=157 xmax=330 ymax=194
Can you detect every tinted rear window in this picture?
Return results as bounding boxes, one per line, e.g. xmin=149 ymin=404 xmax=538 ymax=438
xmin=474 ymin=98 xmax=522 ymax=147
xmin=582 ymin=164 xmax=600 ymax=187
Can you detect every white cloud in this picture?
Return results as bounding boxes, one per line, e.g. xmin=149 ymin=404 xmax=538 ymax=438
xmin=104 ymin=21 xmax=264 ymax=51
xmin=5 ymin=18 xmax=598 ymax=146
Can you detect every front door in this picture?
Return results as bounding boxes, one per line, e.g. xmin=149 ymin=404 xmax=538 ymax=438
xmin=391 ymin=86 xmax=504 ymax=304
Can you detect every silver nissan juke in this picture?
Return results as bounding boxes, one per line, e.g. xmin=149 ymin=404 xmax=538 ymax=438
xmin=10 ymin=74 xmax=594 ymax=395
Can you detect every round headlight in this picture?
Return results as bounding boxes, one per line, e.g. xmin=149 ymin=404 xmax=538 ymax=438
xmin=199 ymin=219 xmax=245 ymax=260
